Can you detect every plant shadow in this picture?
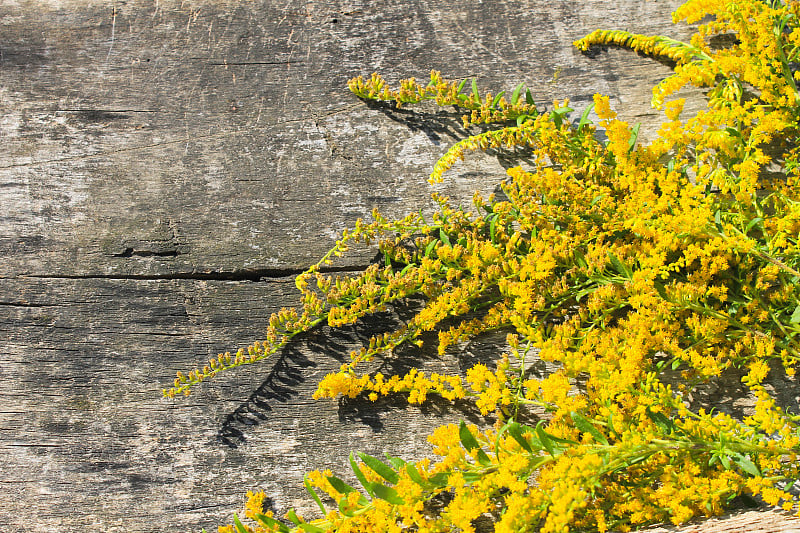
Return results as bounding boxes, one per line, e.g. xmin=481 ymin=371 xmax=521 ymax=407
xmin=217 ymin=297 xmax=515 ymax=447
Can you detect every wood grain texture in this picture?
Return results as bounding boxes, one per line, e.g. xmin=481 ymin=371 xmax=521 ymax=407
xmin=1 ymin=1 xmax=798 ymax=531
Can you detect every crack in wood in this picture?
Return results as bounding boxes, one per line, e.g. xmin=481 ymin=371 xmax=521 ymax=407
xmin=0 ymin=301 xmax=48 ymax=307
xmin=22 ymin=264 xmax=368 ymax=282
xmin=206 ymin=60 xmax=304 ymax=66
xmin=0 ymin=104 xmax=362 ymax=169
xmin=111 ymin=247 xmax=185 ymax=258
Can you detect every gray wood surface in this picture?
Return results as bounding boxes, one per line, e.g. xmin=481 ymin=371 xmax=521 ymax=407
xmin=2 ymin=1 xmax=798 ymax=531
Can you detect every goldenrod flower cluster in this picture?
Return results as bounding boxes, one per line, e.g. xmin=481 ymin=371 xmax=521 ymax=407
xmin=174 ymin=0 xmax=800 ymax=531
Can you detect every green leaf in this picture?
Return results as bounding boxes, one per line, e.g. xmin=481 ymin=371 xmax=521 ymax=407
xmin=525 ymin=88 xmax=535 ymax=105
xmin=646 ymin=407 xmax=675 ymax=435
xmin=386 ymin=453 xmax=407 ymax=469
xmin=549 ymin=106 xmax=573 ymax=128
xmin=371 ymin=483 xmax=405 ymax=505
xmin=745 ymin=217 xmax=764 ymax=235
xmin=358 ymin=452 xmax=400 ymax=485
xmin=535 ymin=423 xmax=555 ymax=456
xmin=653 ymin=281 xmax=668 ymax=300
xmin=491 ymin=91 xmax=505 ymax=109
xmin=578 ymin=103 xmax=595 ymax=130
xmin=439 ymin=228 xmax=452 ymax=248
xmin=733 ymin=454 xmax=761 ymax=476
xmin=628 ymin=123 xmax=641 ymax=151
xmin=233 ymin=514 xmax=249 ymax=533
xmin=573 ymin=249 xmax=588 ymax=269
xmin=790 ymin=304 xmax=800 ymax=324
xmin=511 ymin=83 xmax=525 ymax=105
xmin=506 ymin=422 xmax=533 ymax=453
xmin=472 ymin=78 xmax=480 ymax=104
xmin=489 ymin=213 xmax=499 ymax=243
xmin=459 ymin=420 xmax=481 ymax=451
xmin=428 ymin=472 xmax=449 ymax=485
xmin=459 ymin=421 xmax=491 ymax=465
xmin=299 ymin=524 xmax=326 ymax=533
xmin=326 ymin=475 xmax=359 ymax=496
xmin=405 ymin=463 xmax=430 ymax=487
xmin=349 ymin=452 xmax=374 ymax=496
xmin=424 ymin=239 xmax=437 ymax=257
xmin=457 ymin=79 xmax=467 ymax=94
xmin=337 ymin=496 xmax=355 ymax=517
xmin=462 ymin=471 xmax=485 ymax=483
xmin=607 ymin=253 xmax=632 ymax=278
xmin=254 ymin=514 xmax=290 ymax=533
xmin=287 ymin=509 xmax=303 ymax=526
xmin=305 ymin=473 xmax=328 ymax=515
xmin=719 ymin=454 xmax=731 ymax=469
xmin=570 ymin=412 xmax=609 ymax=445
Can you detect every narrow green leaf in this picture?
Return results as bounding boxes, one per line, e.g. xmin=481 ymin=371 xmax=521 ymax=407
xmin=254 ymin=514 xmax=290 ymax=533
xmin=457 ymin=79 xmax=467 ymax=94
xmin=489 ymin=214 xmax=499 ymax=243
xmin=646 ymin=408 xmax=675 ymax=435
xmin=525 ymin=88 xmax=535 ymax=105
xmin=535 ymin=423 xmax=555 ymax=456
xmin=506 ymin=422 xmax=533 ymax=453
xmin=337 ymin=496 xmax=355 ymax=517
xmin=472 ymin=78 xmax=480 ymax=104
xmin=745 ymin=217 xmax=764 ymax=235
xmin=549 ymin=106 xmax=572 ymax=129
xmin=439 ymin=228 xmax=451 ymax=248
xmin=653 ymin=281 xmax=668 ymax=300
xmin=358 ymin=452 xmax=400 ymax=485
xmin=459 ymin=421 xmax=491 ymax=465
xmin=578 ymin=103 xmax=595 ymax=130
xmin=386 ymin=453 xmax=406 ymax=469
xmin=462 ymin=471 xmax=486 ymax=483
xmin=733 ymin=454 xmax=761 ymax=476
xmin=790 ymin=304 xmax=800 ymax=324
xmin=349 ymin=452 xmax=374 ymax=496
xmin=607 ymin=253 xmax=632 ymax=278
xmin=405 ymin=463 xmax=430 ymax=487
xmin=574 ymin=250 xmax=588 ymax=269
xmin=304 ymin=473 xmax=328 ymax=515
xmin=492 ymin=91 xmax=505 ymax=109
xmin=628 ymin=123 xmax=641 ymax=151
xmin=326 ymin=475 xmax=357 ymax=495
xmin=428 ymin=472 xmax=449 ymax=485
xmin=511 ymin=83 xmax=524 ymax=105
xmin=424 ymin=239 xmax=437 ymax=257
xmin=589 ymin=193 xmax=605 ymax=207
xmin=233 ymin=514 xmax=249 ymax=533
xmin=299 ymin=524 xmax=326 ymax=533
xmin=719 ymin=454 xmax=731 ymax=469
xmin=286 ymin=509 xmax=302 ymax=526
xmin=459 ymin=420 xmax=481 ymax=451
xmin=371 ymin=483 xmax=405 ymax=505
xmin=570 ymin=412 xmax=608 ymax=445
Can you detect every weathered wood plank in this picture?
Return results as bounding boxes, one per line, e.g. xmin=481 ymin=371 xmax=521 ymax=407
xmin=1 ymin=1 xmax=798 ymax=532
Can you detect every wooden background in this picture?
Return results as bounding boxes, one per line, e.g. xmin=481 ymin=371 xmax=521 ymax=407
xmin=1 ymin=1 xmax=799 ymax=531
